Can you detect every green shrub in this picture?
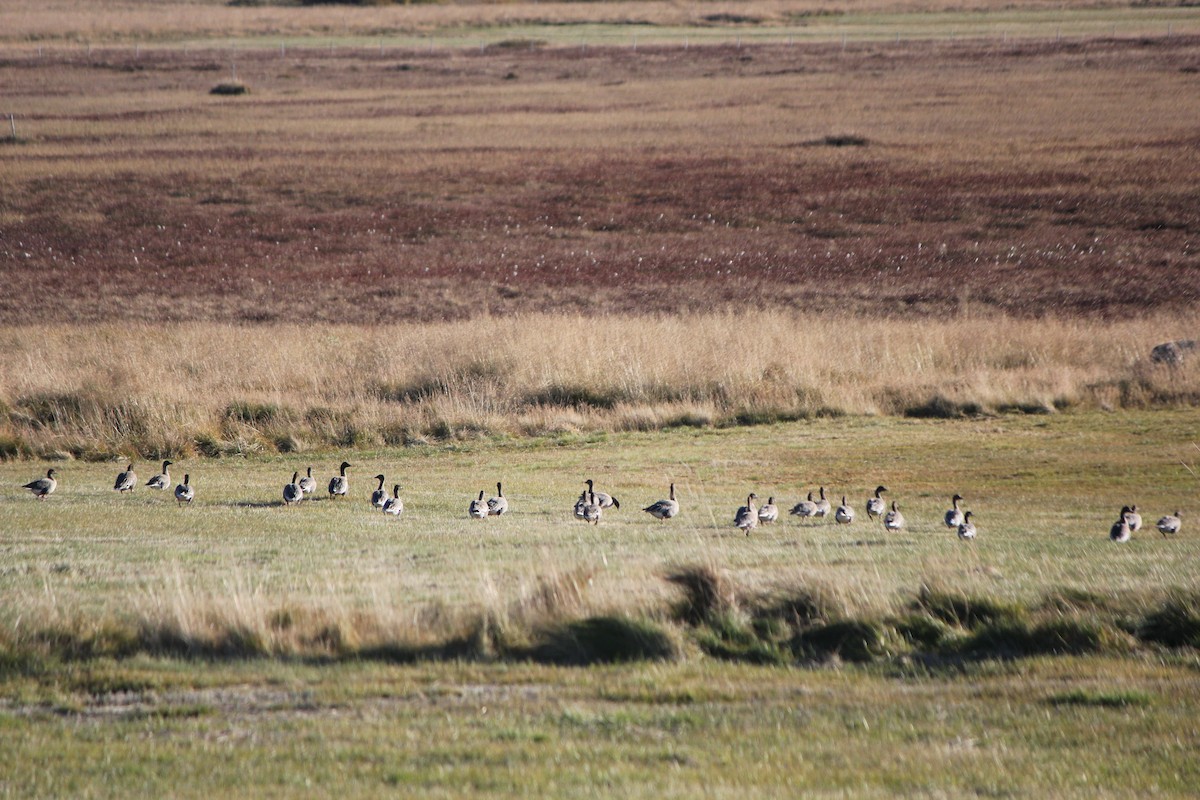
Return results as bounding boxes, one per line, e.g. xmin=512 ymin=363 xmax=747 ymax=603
xmin=210 ymin=81 xmax=249 ymax=96
xmin=1048 ymin=689 xmax=1152 ymax=708
xmin=524 ymin=384 xmax=622 ymax=410
xmin=695 ymin=612 xmax=788 ymax=665
xmin=666 ymin=566 xmax=734 ymax=625
xmin=1138 ymin=593 xmax=1200 ymax=649
xmin=894 ymin=613 xmax=950 ymax=648
xmin=225 ymin=401 xmax=282 ymax=426
xmin=531 ymin=616 xmax=679 ymax=665
xmin=0 ymin=432 xmax=28 ymax=460
xmin=795 ymin=620 xmax=889 ymax=663
xmin=904 ymin=395 xmax=984 ymax=419
xmin=914 ymin=586 xmax=1026 ymax=629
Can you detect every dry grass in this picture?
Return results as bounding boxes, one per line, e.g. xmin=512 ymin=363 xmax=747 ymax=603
xmin=1 ymin=313 xmax=1197 ymax=456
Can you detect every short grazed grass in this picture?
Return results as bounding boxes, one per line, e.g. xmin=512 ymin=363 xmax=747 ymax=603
xmin=2 ymin=656 xmax=1198 ymax=797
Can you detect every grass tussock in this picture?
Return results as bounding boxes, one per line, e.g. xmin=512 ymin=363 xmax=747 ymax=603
xmin=2 ymin=576 xmax=1199 ymax=670
xmin=2 ymin=313 xmax=1198 ymax=458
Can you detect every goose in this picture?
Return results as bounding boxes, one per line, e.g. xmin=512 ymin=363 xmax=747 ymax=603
xmin=758 ymin=496 xmax=779 ymax=525
xmin=1124 ymin=504 xmax=1143 ymax=532
xmin=370 ymin=474 xmax=387 ymax=508
xmin=23 ymin=468 xmax=57 ymax=500
xmin=866 ymin=486 xmax=887 ymax=520
xmin=790 ymin=491 xmax=817 ymax=518
xmin=734 ymin=493 xmax=759 ymax=536
xmin=813 ymin=486 xmax=832 ymax=518
xmin=146 ymin=460 xmax=172 ymax=490
xmin=283 ymin=471 xmax=303 ymax=505
xmin=382 ymin=485 xmax=404 ymax=516
xmin=584 ymin=479 xmax=620 ymax=509
xmin=298 ymin=467 xmax=316 ymax=495
xmin=1156 ymin=511 xmax=1181 ymax=536
xmin=328 ymin=461 xmax=351 ymax=499
xmin=835 ymin=496 xmax=854 ymax=524
xmin=883 ymin=500 xmax=905 ymax=532
xmin=469 ymin=490 xmax=489 ymax=519
xmin=573 ymin=490 xmax=589 ymax=520
xmin=113 ymin=463 xmax=137 ymax=493
xmin=581 ymin=491 xmax=602 ymax=525
xmin=487 ymin=482 xmax=509 ymax=516
xmin=944 ymin=494 xmax=965 ymax=529
xmin=174 ymin=474 xmax=194 ymax=505
xmin=957 ymin=511 xmax=977 ymax=540
xmin=643 ymin=483 xmax=679 ymax=521
xmin=1110 ymin=507 xmax=1131 ymax=542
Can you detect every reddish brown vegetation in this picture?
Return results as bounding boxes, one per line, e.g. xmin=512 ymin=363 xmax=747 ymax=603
xmin=1 ymin=35 xmax=1198 ymax=323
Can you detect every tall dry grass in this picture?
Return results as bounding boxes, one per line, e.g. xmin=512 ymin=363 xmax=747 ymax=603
xmin=1 ymin=312 xmax=1197 ymax=458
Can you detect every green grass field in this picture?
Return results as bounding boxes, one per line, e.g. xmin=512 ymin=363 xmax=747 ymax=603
xmin=3 ymin=410 xmax=1199 ymax=796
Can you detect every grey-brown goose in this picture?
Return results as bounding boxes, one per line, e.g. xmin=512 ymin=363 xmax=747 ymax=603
xmin=944 ymin=495 xmax=965 ymax=529
xmin=581 ymin=491 xmax=603 ymax=525
xmin=813 ymin=486 xmax=832 ymax=518
xmin=146 ymin=460 xmax=172 ymax=490
xmin=382 ymin=485 xmax=404 ymax=516
xmin=835 ymin=496 xmax=855 ymax=524
xmin=790 ymin=491 xmax=817 ymax=518
xmin=734 ymin=493 xmax=759 ymax=536
xmin=1156 ymin=511 xmax=1181 ymax=536
xmin=584 ymin=479 xmax=620 ymax=509
xmin=174 ymin=474 xmax=194 ymax=505
xmin=883 ymin=500 xmax=905 ymax=532
xmin=758 ymin=496 xmax=779 ymax=525
xmin=1124 ymin=505 xmax=1143 ymax=532
xmin=866 ymin=486 xmax=887 ymax=520
xmin=113 ymin=463 xmax=137 ymax=493
xmin=283 ymin=471 xmax=303 ymax=505
xmin=1110 ymin=507 xmax=1131 ymax=542
xmin=487 ymin=482 xmax=509 ymax=516
xmin=298 ymin=467 xmax=317 ymax=496
xmin=328 ymin=461 xmax=351 ymax=499
xmin=23 ymin=468 xmax=57 ymax=500
xmin=469 ymin=490 xmax=489 ymax=519
xmin=643 ymin=483 xmax=679 ymax=521
xmin=957 ymin=511 xmax=977 ymax=540
xmin=370 ymin=474 xmax=387 ymax=508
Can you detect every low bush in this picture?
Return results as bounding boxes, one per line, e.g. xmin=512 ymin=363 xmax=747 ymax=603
xmin=531 ymin=616 xmax=679 ymax=666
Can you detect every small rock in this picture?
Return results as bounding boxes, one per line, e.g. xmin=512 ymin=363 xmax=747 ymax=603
xmin=1150 ymin=339 xmax=1197 ymax=365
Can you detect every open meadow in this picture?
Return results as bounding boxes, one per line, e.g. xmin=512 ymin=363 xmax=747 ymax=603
xmin=2 ymin=0 xmax=1200 ymax=796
